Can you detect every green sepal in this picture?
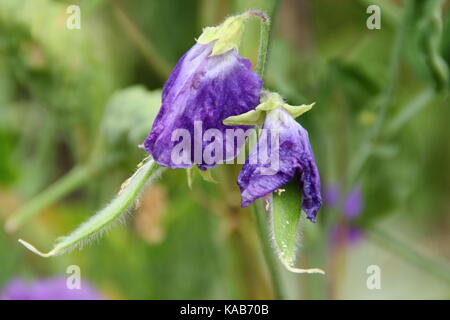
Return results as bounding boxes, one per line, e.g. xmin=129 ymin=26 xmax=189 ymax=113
xmin=222 ymin=109 xmax=262 ymax=126
xmin=197 ymin=13 xmax=249 ymax=56
xmin=186 ymin=167 xmax=218 ymax=187
xmin=222 ymin=91 xmax=315 ymax=126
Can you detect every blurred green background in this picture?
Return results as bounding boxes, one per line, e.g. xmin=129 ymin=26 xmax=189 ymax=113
xmin=0 ymin=0 xmax=449 ymax=299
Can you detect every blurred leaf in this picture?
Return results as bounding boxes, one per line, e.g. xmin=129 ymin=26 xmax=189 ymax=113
xmin=0 ymin=0 xmax=130 ymax=160
xmin=406 ymin=0 xmax=449 ymax=91
xmin=101 ymin=85 xmax=161 ymax=148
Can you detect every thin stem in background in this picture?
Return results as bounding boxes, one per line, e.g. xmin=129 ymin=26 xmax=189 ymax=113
xmin=348 ymin=0 xmax=414 ymax=185
xmin=5 ymin=163 xmax=102 ymax=233
xmin=5 ymin=131 xmax=119 ymax=233
xmin=367 ymin=225 xmax=450 ymax=285
xmin=345 ymin=0 xmax=450 ymax=288
xmin=385 ymin=88 xmax=434 ymax=137
xmin=112 ymin=2 xmax=171 ymax=81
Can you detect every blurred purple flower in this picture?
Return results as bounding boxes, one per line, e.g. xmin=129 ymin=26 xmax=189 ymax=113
xmin=143 ymin=42 xmax=262 ymax=169
xmin=343 ymin=187 xmax=363 ymax=218
xmin=326 ymin=185 xmax=364 ymax=247
xmin=329 ymin=224 xmax=363 ymax=247
xmin=1 ymin=277 xmax=102 ymax=300
xmin=347 ymin=226 xmax=363 ymax=243
xmin=324 ymin=184 xmax=341 ymax=208
xmin=238 ymin=108 xmax=322 ymax=222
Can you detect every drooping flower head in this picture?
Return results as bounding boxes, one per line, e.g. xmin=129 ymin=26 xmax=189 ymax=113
xmin=225 ymin=92 xmax=321 ymax=222
xmin=143 ymin=13 xmax=263 ymax=169
xmin=1 ymin=277 xmax=102 ymax=300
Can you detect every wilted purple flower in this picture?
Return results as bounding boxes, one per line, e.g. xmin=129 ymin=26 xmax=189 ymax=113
xmin=343 ymin=187 xmax=363 ymax=218
xmin=1 ymin=277 xmax=102 ymax=300
xmin=143 ymin=21 xmax=262 ymax=169
xmin=238 ymin=107 xmax=322 ymax=222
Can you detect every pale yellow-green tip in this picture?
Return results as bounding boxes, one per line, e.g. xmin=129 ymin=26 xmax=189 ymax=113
xmin=282 ymin=260 xmax=326 ymax=275
xmin=18 ymin=239 xmax=56 ymax=258
xmin=197 ymin=13 xmax=250 ymax=56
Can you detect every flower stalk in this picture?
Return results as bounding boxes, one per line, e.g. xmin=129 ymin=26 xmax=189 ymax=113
xmin=252 ymin=200 xmax=286 ymax=299
xmin=245 ymin=9 xmax=291 ymax=299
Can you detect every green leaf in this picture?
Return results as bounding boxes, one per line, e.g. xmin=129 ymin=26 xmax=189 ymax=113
xmin=101 ymin=86 xmax=162 ymax=147
xmin=271 ymin=181 xmax=324 ymax=274
xmin=272 ymin=181 xmax=302 ymax=265
xmin=18 ymin=157 xmax=164 ymax=257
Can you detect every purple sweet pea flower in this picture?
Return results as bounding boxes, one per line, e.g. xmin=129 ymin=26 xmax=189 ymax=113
xmin=238 ymin=107 xmax=322 ymax=222
xmin=143 ymin=40 xmax=262 ymax=169
xmin=1 ymin=277 xmax=102 ymax=300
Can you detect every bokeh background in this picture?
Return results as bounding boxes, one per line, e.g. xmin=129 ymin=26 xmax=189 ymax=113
xmin=1 ymin=0 xmax=449 ymax=299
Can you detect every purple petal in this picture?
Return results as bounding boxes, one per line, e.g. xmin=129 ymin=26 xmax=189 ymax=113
xmin=324 ymin=184 xmax=341 ymax=208
xmin=329 ymin=224 xmax=363 ymax=248
xmin=347 ymin=226 xmax=363 ymax=243
xmin=1 ymin=277 xmax=103 ymax=300
xmin=144 ymin=42 xmax=262 ymax=169
xmin=343 ymin=187 xmax=363 ymax=218
xmin=237 ymin=108 xmax=322 ymax=222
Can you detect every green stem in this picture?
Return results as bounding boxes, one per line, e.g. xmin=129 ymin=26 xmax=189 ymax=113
xmin=112 ymin=2 xmax=171 ymax=81
xmin=255 ymin=15 xmax=271 ymax=78
xmin=252 ymin=200 xmax=286 ymax=299
xmin=5 ymin=162 xmax=106 ymax=233
xmin=385 ymin=88 xmax=434 ymax=136
xmin=248 ymin=6 xmax=286 ymax=300
xmin=247 ymin=10 xmax=271 ymax=79
xmin=366 ymin=225 xmax=450 ymax=284
xmin=348 ymin=0 xmax=414 ymax=185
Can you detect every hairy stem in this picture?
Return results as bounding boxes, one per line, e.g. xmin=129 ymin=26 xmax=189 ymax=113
xmin=248 ymin=5 xmax=288 ymax=300
xmin=252 ymin=200 xmax=286 ymax=299
xmin=19 ymin=159 xmax=163 ymax=257
xmin=251 ymin=11 xmax=271 ymax=78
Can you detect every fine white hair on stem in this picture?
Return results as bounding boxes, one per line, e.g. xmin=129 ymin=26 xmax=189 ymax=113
xmin=19 ymin=158 xmax=164 ymax=257
xmin=266 ymin=196 xmax=325 ymax=275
